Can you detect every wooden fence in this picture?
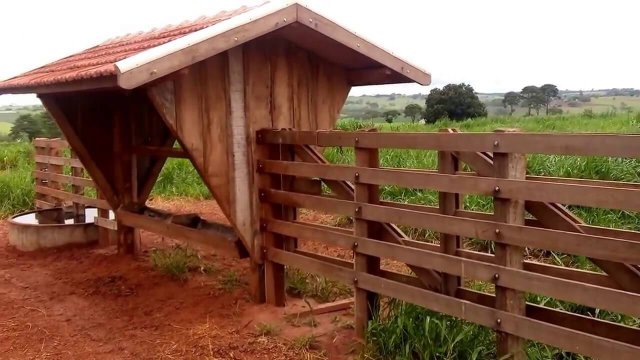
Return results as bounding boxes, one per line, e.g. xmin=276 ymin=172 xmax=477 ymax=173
xmin=33 ymin=138 xmax=115 ymax=242
xmin=255 ymin=128 xmax=640 ymax=359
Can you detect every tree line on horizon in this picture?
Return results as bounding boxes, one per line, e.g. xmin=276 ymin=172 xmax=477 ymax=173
xmin=351 ymin=83 xmax=568 ymax=124
xmin=502 ymin=84 xmax=560 ymax=116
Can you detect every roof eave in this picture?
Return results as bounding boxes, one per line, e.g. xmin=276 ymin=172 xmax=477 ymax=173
xmin=0 ymin=76 xmax=119 ymax=95
xmin=115 ymin=2 xmax=431 ymax=90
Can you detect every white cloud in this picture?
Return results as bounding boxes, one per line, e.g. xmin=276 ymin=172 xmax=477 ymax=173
xmin=1 ymin=0 xmax=638 ymax=105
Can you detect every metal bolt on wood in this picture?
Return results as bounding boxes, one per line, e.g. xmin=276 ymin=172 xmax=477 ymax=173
xmin=495 ymin=228 xmax=501 ymax=235
xmin=493 ymin=140 xmax=499 ymax=147
xmin=496 ymin=318 xmax=502 ymax=326
xmin=354 ymin=172 xmax=360 ymax=181
xmin=494 ymin=273 xmax=500 ymax=280
xmin=494 ymin=186 xmax=500 ymax=192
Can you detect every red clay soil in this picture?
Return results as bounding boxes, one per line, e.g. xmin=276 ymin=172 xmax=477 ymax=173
xmin=0 ymin=199 xmax=357 ymax=359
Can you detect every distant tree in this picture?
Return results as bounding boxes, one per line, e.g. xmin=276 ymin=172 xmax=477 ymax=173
xmin=366 ymin=102 xmax=379 ymax=109
xmin=502 ymin=91 xmax=521 ymax=115
xmin=548 ymin=107 xmax=564 ymax=115
xmin=404 ymin=103 xmax=423 ymax=123
xmin=423 ymin=83 xmax=487 ymax=122
xmin=540 ymin=84 xmax=560 ymax=115
xmin=37 ymin=111 xmax=61 ymax=138
xmin=383 ymin=110 xmax=401 ymax=123
xmin=8 ymin=111 xmax=60 ymax=141
xmin=363 ymin=110 xmax=382 ymax=120
xmin=520 ymin=86 xmax=545 ymax=116
xmin=9 ymin=114 xmax=41 ymax=140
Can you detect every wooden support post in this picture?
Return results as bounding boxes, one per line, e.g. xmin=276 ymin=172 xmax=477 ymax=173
xmin=70 ymin=149 xmax=86 ymax=223
xmin=113 ymin=107 xmax=137 ymax=255
xmin=354 ymin=131 xmax=381 ymax=341
xmin=97 ymin=190 xmax=111 ymax=246
xmin=438 ymin=130 xmax=461 ymax=296
xmin=493 ymin=129 xmax=527 ymax=360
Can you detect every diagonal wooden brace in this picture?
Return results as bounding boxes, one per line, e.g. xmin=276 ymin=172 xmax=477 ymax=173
xmin=451 ymin=132 xmax=640 ymax=293
xmin=295 ymin=144 xmax=442 ymax=291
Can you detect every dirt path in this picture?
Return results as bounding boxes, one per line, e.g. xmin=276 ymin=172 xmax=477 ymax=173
xmin=0 ymin=199 xmax=356 ymax=359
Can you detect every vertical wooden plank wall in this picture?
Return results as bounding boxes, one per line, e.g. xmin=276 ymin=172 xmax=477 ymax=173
xmin=148 ymin=37 xmax=352 ymax=301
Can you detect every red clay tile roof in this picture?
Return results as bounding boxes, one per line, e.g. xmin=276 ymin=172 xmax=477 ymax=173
xmin=0 ymin=4 xmax=255 ymax=92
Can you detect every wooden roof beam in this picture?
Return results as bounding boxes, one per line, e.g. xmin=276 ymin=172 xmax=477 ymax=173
xmin=348 ymin=67 xmax=414 ymax=86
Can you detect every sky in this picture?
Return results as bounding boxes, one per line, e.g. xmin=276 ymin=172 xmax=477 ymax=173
xmin=0 ymin=0 xmax=638 ymax=105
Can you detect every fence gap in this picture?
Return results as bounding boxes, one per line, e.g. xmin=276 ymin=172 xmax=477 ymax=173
xmin=493 ymin=128 xmax=527 ymax=359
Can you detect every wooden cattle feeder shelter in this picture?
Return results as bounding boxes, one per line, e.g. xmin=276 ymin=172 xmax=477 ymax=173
xmin=3 ymin=2 xmax=640 ymax=359
xmin=0 ymin=2 xmax=429 ymax=302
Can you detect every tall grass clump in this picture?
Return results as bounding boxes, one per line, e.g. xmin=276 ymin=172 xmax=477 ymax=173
xmin=365 ymin=299 xmax=495 ymax=360
xmin=151 ymin=158 xmax=210 ymax=199
xmin=150 ymin=245 xmax=202 ymax=280
xmin=0 ymin=142 xmax=34 ymax=217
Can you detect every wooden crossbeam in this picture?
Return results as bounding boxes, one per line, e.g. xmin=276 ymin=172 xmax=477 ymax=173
xmin=116 ymin=209 xmax=247 ymax=258
xmin=133 ymin=145 xmax=188 ymax=158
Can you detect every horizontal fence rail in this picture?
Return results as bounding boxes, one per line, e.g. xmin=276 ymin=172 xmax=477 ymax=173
xmin=255 ymin=128 xmax=640 ymax=360
xmin=33 ymin=138 xmax=114 ymax=238
xmin=257 ymin=129 xmax=640 ymax=157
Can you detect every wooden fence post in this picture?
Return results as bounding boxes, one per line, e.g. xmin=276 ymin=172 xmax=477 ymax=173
xmin=47 ymin=140 xmax=64 ymax=205
xmin=438 ymin=129 xmax=461 ymax=296
xmin=354 ymin=130 xmax=381 ymax=341
xmin=493 ymin=129 xmax=527 ymax=359
xmin=34 ymin=139 xmax=48 ymax=208
xmin=259 ymin=142 xmax=289 ymax=306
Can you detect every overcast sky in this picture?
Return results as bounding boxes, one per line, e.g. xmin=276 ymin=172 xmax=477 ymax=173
xmin=1 ymin=0 xmax=638 ymax=105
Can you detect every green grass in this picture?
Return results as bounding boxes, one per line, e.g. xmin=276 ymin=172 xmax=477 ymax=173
xmin=0 ymin=142 xmax=34 ymax=217
xmin=255 ymin=322 xmax=280 ymax=337
xmin=218 ymin=270 xmax=244 ymax=291
xmin=0 ymin=122 xmax=13 ymax=135
xmin=285 ymin=267 xmax=353 ymax=303
xmin=150 ymin=245 xmax=202 ymax=280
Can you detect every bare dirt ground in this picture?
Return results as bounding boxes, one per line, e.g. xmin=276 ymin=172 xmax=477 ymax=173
xmin=0 ymin=199 xmax=357 ymax=359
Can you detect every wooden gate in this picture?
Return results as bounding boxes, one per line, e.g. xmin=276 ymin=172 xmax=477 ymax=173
xmin=255 ymin=128 xmax=640 ymax=359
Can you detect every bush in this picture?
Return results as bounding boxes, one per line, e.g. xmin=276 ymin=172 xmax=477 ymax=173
xmin=548 ymin=107 xmax=564 ymax=115
xmin=582 ymin=109 xmax=595 ymax=118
